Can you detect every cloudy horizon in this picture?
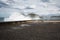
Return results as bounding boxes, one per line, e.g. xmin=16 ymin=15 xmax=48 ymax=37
xmin=0 ymin=0 xmax=60 ymax=22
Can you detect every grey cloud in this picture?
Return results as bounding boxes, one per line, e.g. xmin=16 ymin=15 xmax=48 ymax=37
xmin=0 ymin=1 xmax=8 ymax=8
xmin=41 ymin=0 xmax=49 ymax=2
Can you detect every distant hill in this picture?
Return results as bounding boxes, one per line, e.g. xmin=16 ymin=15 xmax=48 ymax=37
xmin=0 ymin=17 xmax=4 ymax=22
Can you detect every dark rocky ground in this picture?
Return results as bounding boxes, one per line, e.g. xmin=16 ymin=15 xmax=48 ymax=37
xmin=0 ymin=22 xmax=60 ymax=40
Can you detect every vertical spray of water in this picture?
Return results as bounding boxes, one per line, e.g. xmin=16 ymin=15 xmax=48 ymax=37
xmin=4 ymin=12 xmax=31 ymax=21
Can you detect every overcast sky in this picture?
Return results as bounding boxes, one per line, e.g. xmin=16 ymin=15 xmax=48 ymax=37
xmin=0 ymin=0 xmax=60 ymax=21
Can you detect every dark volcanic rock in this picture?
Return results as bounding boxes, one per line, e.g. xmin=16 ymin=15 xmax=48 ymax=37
xmin=0 ymin=22 xmax=60 ymax=40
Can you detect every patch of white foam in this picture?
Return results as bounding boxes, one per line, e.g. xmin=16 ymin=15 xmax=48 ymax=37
xmin=20 ymin=24 xmax=31 ymax=27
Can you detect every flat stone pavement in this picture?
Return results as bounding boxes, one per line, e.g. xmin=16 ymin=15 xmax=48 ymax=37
xmin=0 ymin=22 xmax=60 ymax=40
